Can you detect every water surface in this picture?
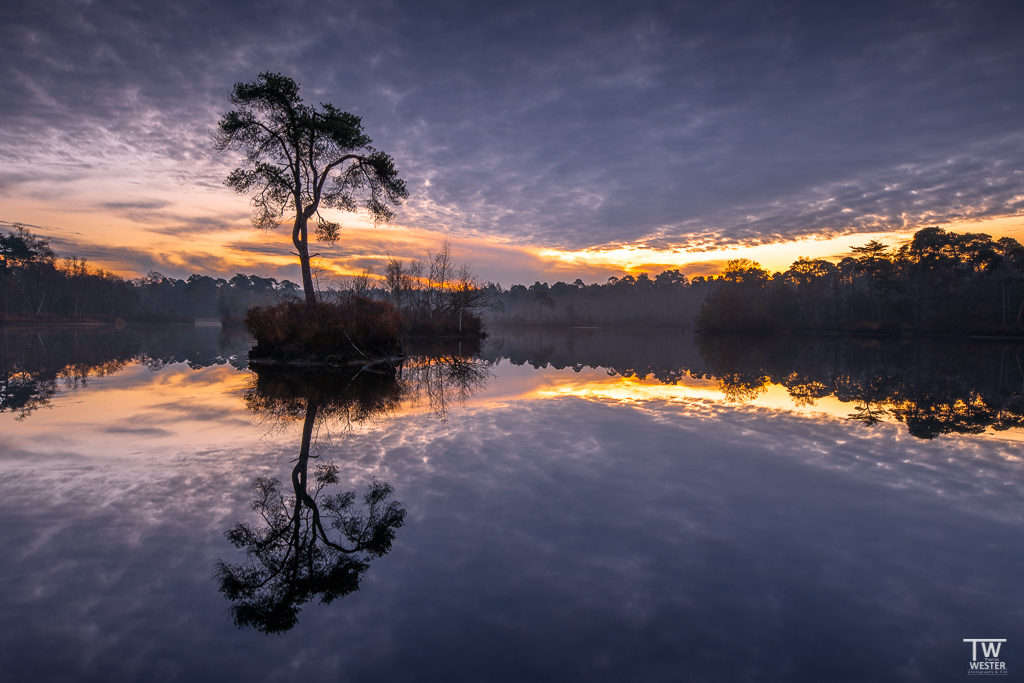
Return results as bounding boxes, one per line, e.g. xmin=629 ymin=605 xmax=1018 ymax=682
xmin=1 ymin=326 xmax=1021 ymax=681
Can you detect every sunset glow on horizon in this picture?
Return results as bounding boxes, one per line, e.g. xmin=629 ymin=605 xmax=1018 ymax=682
xmin=5 ymin=201 xmax=1023 ymax=287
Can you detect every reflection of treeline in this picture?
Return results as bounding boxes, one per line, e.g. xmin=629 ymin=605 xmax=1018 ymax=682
xmin=0 ymin=326 xmax=252 ymax=418
xmin=482 ymin=271 xmax=713 ymax=327
xmin=483 ymin=328 xmax=1024 ymax=439
xmin=481 ymin=327 xmax=707 ymax=384
xmin=696 ymin=228 xmax=1024 ymax=333
xmin=1 ymin=226 xmax=299 ymax=323
xmin=696 ymin=335 xmax=1024 ymax=439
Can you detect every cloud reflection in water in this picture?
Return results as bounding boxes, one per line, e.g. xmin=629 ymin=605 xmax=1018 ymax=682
xmin=0 ymin=327 xmax=1021 ymax=680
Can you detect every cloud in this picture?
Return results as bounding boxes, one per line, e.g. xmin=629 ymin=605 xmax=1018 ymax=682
xmin=0 ymin=0 xmax=1022 ymax=277
xmin=99 ymin=200 xmax=171 ymax=211
xmin=145 ymin=216 xmax=246 ymax=236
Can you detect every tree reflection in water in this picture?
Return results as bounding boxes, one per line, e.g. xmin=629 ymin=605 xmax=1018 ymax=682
xmin=695 ymin=335 xmax=1024 ymax=439
xmin=0 ymin=329 xmax=134 ymax=419
xmin=0 ymin=370 xmax=59 ymax=419
xmin=401 ymin=353 xmax=492 ymax=421
xmin=481 ymin=328 xmax=1024 ymax=439
xmin=0 ymin=325 xmax=251 ymax=418
xmin=217 ymin=350 xmax=490 ymax=633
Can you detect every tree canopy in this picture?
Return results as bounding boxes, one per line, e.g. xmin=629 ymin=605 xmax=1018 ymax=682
xmin=214 ymin=72 xmax=408 ymax=303
xmin=696 ymin=227 xmax=1024 ymax=332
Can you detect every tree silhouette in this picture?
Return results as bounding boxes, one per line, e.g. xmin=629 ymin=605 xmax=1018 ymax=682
xmin=532 ymin=284 xmax=555 ymax=321
xmin=214 ymin=72 xmax=408 ymax=303
xmin=1 ymin=230 xmax=34 ymax=319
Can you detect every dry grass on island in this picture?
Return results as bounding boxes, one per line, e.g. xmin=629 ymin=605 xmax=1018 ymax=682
xmin=246 ymin=244 xmax=489 ymax=367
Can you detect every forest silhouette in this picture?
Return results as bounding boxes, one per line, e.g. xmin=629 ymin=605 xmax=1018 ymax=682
xmin=694 ymin=228 xmax=1024 ymax=334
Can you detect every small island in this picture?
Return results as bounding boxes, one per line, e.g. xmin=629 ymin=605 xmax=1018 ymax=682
xmin=244 ymin=241 xmax=487 ymax=369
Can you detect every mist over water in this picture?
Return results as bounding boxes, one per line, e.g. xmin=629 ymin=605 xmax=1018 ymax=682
xmin=1 ymin=325 xmax=1021 ymax=681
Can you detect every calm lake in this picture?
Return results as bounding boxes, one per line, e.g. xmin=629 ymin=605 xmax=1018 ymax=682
xmin=1 ymin=325 xmax=1021 ymax=682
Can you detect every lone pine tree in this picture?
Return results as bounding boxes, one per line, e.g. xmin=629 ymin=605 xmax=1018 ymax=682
xmin=215 ymin=72 xmax=408 ymax=303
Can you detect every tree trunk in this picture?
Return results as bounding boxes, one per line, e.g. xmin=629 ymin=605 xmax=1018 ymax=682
xmin=1001 ymin=269 xmax=1006 ymax=326
xmin=293 ymin=215 xmax=317 ymax=305
xmin=916 ymin=265 xmax=922 ymax=325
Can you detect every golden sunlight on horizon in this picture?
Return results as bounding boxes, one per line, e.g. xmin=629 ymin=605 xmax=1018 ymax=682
xmin=539 ymin=214 xmax=1024 ymax=278
xmin=5 ymin=170 xmax=1023 ymax=286
xmin=98 ymin=211 xmax=1024 ymax=285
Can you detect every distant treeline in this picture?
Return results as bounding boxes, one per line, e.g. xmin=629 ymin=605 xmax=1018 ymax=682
xmin=328 ymin=262 xmax=724 ymax=329
xmin=481 ymin=271 xmax=715 ymax=327
xmin=696 ymin=227 xmax=1024 ymax=334
xmin=0 ymin=226 xmax=299 ymax=323
xmin=8 ymin=224 xmax=1024 ymax=336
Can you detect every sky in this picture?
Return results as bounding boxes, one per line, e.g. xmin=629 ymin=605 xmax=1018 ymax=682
xmin=1 ymin=0 xmax=1023 ymax=286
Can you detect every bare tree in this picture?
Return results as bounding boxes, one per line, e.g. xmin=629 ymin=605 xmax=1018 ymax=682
xmin=382 ymin=256 xmax=409 ymax=307
xmin=426 ymin=239 xmax=454 ymax=317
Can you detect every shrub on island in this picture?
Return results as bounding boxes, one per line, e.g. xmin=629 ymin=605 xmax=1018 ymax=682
xmin=246 ymin=297 xmax=403 ymax=365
